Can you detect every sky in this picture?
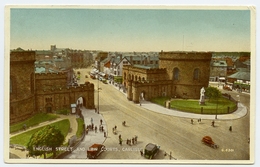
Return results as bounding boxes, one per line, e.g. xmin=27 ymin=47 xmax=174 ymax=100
xmin=9 ymin=7 xmax=251 ymax=52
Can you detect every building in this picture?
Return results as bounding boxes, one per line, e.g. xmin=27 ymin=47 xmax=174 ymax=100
xmin=10 ymin=50 xmax=95 ymax=124
xmin=123 ymin=51 xmax=212 ymax=103
xmin=210 ymin=60 xmax=228 ymax=82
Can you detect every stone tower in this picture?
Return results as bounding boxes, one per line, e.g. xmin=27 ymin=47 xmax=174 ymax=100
xmin=10 ymin=50 xmax=36 ymax=124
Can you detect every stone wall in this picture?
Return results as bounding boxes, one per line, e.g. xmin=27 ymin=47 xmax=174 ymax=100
xmin=35 ymin=74 xmax=95 ymax=113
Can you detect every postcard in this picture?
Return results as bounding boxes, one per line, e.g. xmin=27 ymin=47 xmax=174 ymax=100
xmin=4 ymin=5 xmax=256 ymax=165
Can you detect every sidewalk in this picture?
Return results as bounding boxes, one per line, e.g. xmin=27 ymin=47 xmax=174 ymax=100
xmin=10 ymin=114 xmax=78 ymax=139
xmin=139 ymin=100 xmax=248 ymax=120
xmin=108 ymin=81 xmax=248 ymax=120
xmin=64 ymin=107 xmax=107 ymax=159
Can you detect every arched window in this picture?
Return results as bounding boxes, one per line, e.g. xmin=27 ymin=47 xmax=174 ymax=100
xmin=173 ymin=68 xmax=179 ymax=81
xmin=193 ymin=68 xmax=200 ymax=80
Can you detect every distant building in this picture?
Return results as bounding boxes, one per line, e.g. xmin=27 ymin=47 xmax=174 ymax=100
xmin=210 ymin=60 xmax=228 ymax=82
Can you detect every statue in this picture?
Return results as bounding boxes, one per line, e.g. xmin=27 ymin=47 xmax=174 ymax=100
xmin=199 ymin=87 xmax=205 ymax=105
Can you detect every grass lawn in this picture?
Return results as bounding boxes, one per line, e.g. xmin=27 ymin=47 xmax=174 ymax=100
xmin=76 ymin=118 xmax=84 ymax=138
xmin=10 ymin=113 xmax=60 ymax=133
xmin=10 ymin=119 xmax=70 ymax=146
xmin=151 ymin=96 xmax=237 ymax=115
xmin=151 ymin=96 xmax=170 ymax=106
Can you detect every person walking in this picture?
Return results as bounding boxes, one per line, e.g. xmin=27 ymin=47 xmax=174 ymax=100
xmin=211 ymin=120 xmax=215 ymax=127
xmin=229 ymin=126 xmax=232 ymax=132
xmin=140 ymin=149 xmax=143 ymax=156
xmin=191 ymin=119 xmax=194 ymax=124
xmin=132 ymin=137 xmax=135 ymax=145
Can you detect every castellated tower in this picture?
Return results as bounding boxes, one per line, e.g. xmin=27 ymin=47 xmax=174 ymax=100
xmin=9 ymin=50 xmax=95 ymax=125
xmin=10 ymin=51 xmax=36 ymax=124
xmin=159 ymin=51 xmax=212 ymax=99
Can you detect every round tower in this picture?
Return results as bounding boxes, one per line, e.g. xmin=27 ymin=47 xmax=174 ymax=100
xmin=10 ymin=50 xmax=36 ymax=124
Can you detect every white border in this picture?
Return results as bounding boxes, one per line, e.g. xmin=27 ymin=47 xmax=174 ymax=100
xmin=1 ymin=1 xmax=259 ymax=167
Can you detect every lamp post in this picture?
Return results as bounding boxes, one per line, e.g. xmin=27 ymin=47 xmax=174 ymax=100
xmin=215 ymin=97 xmax=218 ymax=119
xmin=97 ymin=61 xmax=101 ymax=114
xmin=97 ymin=79 xmax=100 ymax=114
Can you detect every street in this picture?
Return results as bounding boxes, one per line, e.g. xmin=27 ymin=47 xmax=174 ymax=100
xmin=76 ymin=68 xmax=251 ymax=160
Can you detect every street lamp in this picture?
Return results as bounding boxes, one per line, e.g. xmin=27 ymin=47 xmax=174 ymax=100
xmin=215 ymin=97 xmax=218 ymax=119
xmin=97 ymin=80 xmax=102 ymax=114
xmin=97 ymin=61 xmax=101 ymax=114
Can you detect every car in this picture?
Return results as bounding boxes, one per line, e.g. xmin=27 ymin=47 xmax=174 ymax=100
xmin=223 ymin=85 xmax=232 ymax=91
xmin=86 ymin=144 xmax=105 ymax=159
xmin=144 ymin=143 xmax=160 ymax=159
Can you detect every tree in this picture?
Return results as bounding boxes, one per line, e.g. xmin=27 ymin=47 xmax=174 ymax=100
xmin=27 ymin=125 xmax=65 ymax=159
xmin=205 ymin=86 xmax=222 ymax=102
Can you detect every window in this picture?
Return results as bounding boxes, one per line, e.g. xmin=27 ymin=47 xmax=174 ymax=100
xmin=193 ymin=68 xmax=200 ymax=80
xmin=173 ymin=68 xmax=179 ymax=80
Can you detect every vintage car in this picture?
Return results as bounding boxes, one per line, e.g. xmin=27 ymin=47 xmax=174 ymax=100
xmin=201 ymin=136 xmax=219 ymax=149
xmin=144 ymin=143 xmax=160 ymax=159
xmin=86 ymin=143 xmax=105 ymax=159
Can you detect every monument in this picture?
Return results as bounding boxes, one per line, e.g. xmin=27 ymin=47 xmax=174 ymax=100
xmin=199 ymin=87 xmax=205 ymax=105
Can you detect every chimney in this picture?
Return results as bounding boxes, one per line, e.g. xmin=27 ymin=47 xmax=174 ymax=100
xmin=130 ymin=56 xmax=133 ymax=65
xmin=148 ymin=56 xmax=151 ymax=64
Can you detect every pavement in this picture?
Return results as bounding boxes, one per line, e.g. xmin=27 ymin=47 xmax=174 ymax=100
xmin=9 ymin=78 xmax=248 ymax=159
xmin=110 ymin=81 xmax=248 ymax=121
xmin=64 ymin=107 xmax=107 ymax=159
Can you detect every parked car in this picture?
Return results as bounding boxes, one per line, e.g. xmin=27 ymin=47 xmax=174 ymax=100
xmin=87 ymin=144 xmax=105 ymax=159
xmin=144 ymin=143 xmax=160 ymax=159
xmin=223 ymin=85 xmax=232 ymax=91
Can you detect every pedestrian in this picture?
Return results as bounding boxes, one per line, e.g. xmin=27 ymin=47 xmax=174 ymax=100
xmin=135 ymin=135 xmax=138 ymax=143
xmin=132 ymin=137 xmax=135 ymax=145
xmin=114 ymin=125 xmax=117 ymax=130
xmin=198 ymin=118 xmax=201 ymax=123
xmin=104 ymin=131 xmax=106 ymax=137
xmin=119 ymin=138 xmax=123 ymax=145
xmin=119 ymin=134 xmax=121 ymax=139
xmin=100 ymin=119 xmax=103 ymax=125
xmin=229 ymin=126 xmax=232 ymax=132
xmin=211 ymin=120 xmax=215 ymax=127
xmin=140 ymin=149 xmax=143 ymax=156
xmin=95 ymin=126 xmax=97 ymax=133
xmin=191 ymin=119 xmax=193 ymax=124
xmin=91 ymin=123 xmax=94 ymax=130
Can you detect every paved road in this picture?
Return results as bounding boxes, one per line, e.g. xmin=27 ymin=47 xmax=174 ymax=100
xmin=74 ymin=68 xmax=250 ymax=161
xmin=9 ymin=68 xmax=251 ymax=161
